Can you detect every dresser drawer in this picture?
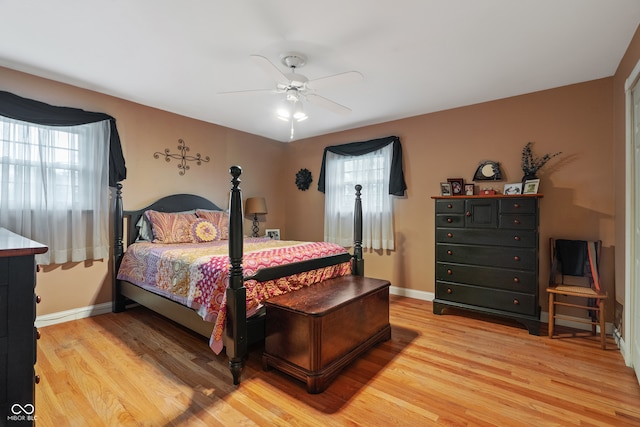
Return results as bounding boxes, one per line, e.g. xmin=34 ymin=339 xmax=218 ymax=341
xmin=436 ymin=214 xmax=465 ymax=228
xmin=0 ymin=287 xmax=6 ymax=338
xmin=0 ymin=257 xmax=7 ymax=286
xmin=499 ymin=198 xmax=536 ymax=214
xmin=435 ymin=199 xmax=465 ymax=213
xmin=436 ymin=228 xmax=537 ymax=248
xmin=436 ymin=243 xmax=537 ymax=270
xmin=436 ymin=281 xmax=537 ymax=316
xmin=499 ymin=214 xmax=537 ymax=230
xmin=436 ymin=262 xmax=537 ymax=293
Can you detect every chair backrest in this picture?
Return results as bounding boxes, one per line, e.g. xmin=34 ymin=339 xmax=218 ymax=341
xmin=549 ymin=238 xmax=602 ymax=290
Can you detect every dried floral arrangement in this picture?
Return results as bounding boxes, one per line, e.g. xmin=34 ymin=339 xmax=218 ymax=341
xmin=521 ymin=142 xmax=561 ymax=177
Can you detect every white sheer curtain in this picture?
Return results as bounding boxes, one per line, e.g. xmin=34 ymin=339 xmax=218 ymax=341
xmin=0 ymin=116 xmax=110 ymax=264
xmin=324 ymin=144 xmax=394 ymax=250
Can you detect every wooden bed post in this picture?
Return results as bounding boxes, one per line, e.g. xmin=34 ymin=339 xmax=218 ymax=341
xmin=353 ymin=184 xmax=364 ymax=276
xmin=226 ymin=165 xmax=247 ymax=384
xmin=113 ymin=183 xmax=126 ymax=313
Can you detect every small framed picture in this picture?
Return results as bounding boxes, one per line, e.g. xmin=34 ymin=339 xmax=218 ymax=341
xmin=523 ymin=179 xmax=540 ymax=194
xmin=265 ymin=228 xmax=280 ymax=240
xmin=503 ymin=182 xmax=523 ymax=195
xmin=447 ymin=178 xmax=464 ymax=196
xmin=464 ymin=184 xmax=474 ymax=196
xmin=440 ymin=182 xmax=452 ymax=196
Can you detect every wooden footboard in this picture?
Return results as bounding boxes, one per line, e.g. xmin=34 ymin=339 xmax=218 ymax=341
xmin=112 ymin=165 xmax=365 ymax=386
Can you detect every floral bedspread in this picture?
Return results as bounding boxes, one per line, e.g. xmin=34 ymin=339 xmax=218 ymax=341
xmin=116 ymin=238 xmax=351 ymax=353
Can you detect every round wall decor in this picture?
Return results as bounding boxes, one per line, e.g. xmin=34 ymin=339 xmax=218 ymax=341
xmin=295 ymin=168 xmax=313 ymax=191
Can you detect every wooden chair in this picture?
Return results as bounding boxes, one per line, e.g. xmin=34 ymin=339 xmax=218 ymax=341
xmin=546 ymin=238 xmax=607 ymax=349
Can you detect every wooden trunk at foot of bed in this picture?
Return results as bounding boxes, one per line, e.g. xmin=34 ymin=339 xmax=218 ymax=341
xmin=112 ymin=165 xmax=365 ymax=386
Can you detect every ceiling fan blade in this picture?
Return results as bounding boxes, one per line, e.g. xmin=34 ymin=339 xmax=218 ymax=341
xmin=250 ymin=55 xmax=290 ymax=86
xmin=306 ymin=93 xmax=352 ymax=115
xmin=306 ymin=71 xmax=363 ymax=91
xmin=217 ymin=88 xmax=279 ymax=96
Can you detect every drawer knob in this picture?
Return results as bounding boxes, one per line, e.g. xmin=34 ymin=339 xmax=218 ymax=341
xmin=513 ymin=219 xmax=521 ymax=225
xmin=447 ymin=218 xmax=453 ymax=223
xmin=447 ymin=233 xmax=453 ymax=238
xmin=447 ymin=250 xmax=453 ymax=255
xmin=35 ymin=374 xmax=41 ymax=384
xmin=513 ymin=256 xmax=520 ymax=261
xmin=36 ymin=295 xmax=42 ymax=304
xmin=447 ymin=269 xmax=453 ymax=275
xmin=513 ymin=299 xmax=520 ymax=305
xmin=513 ymin=277 xmax=520 ymax=283
xmin=466 ymin=211 xmax=471 ymax=217
xmin=514 ymin=236 xmax=521 ymax=241
xmin=36 ymin=328 xmax=41 ymax=339
xmin=513 ymin=203 xmax=520 ymax=208
xmin=447 ymin=204 xmax=453 ymax=209
xmin=447 ymin=288 xmax=453 ymax=294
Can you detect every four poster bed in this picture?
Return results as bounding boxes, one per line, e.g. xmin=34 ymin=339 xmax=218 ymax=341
xmin=112 ymin=166 xmax=387 ymax=387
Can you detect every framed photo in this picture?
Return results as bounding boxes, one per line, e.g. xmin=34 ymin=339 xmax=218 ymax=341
xmin=440 ymin=182 xmax=452 ymax=196
xmin=523 ymin=179 xmax=540 ymax=194
xmin=447 ymin=178 xmax=464 ymax=196
xmin=265 ymin=228 xmax=280 ymax=240
xmin=464 ymin=184 xmax=474 ymax=196
xmin=503 ymin=182 xmax=523 ymax=195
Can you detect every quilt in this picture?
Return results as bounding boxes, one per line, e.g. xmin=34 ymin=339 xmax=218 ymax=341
xmin=116 ymin=238 xmax=351 ymax=353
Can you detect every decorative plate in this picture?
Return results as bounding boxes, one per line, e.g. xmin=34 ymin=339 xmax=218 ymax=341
xmin=473 ymin=160 xmax=503 ymax=181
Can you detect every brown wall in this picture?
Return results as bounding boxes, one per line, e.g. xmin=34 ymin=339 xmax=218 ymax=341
xmin=0 ymin=62 xmax=620 ymax=319
xmin=285 ymin=79 xmax=616 ymax=315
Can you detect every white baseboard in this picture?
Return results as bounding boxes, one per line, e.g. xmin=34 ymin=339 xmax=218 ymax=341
xmin=389 ymin=285 xmax=434 ymax=301
xmin=35 ymin=302 xmax=112 ymax=328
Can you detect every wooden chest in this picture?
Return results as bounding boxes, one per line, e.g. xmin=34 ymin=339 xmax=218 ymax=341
xmin=263 ymin=275 xmax=391 ymax=393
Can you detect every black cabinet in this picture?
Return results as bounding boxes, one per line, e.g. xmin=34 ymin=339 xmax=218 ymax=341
xmin=0 ymin=229 xmax=47 ymax=425
xmin=432 ymin=196 xmax=542 ymax=334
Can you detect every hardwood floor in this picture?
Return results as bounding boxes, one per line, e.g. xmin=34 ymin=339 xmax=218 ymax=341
xmin=35 ymin=296 xmax=640 ymax=426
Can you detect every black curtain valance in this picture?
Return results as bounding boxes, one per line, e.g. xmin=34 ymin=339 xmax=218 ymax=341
xmin=317 ymin=135 xmax=407 ymax=196
xmin=0 ymin=90 xmax=126 ymax=187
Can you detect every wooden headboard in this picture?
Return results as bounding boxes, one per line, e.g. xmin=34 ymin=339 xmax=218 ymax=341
xmin=122 ymin=193 xmax=223 ymax=247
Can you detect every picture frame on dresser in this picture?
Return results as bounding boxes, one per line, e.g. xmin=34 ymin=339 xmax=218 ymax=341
xmin=447 ymin=178 xmax=464 ymax=196
xmin=503 ymin=182 xmax=523 ymax=195
xmin=523 ymin=179 xmax=540 ymax=194
xmin=440 ymin=182 xmax=452 ymax=196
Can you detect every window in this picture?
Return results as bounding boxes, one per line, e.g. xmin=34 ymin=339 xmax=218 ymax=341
xmin=324 ymin=143 xmax=395 ymax=250
xmin=0 ymin=116 xmax=110 ymax=264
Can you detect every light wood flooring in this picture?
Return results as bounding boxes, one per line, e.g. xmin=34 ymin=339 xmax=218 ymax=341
xmin=35 ymin=296 xmax=640 ymax=426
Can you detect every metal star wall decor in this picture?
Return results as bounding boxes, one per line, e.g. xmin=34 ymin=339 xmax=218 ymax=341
xmin=154 ymin=138 xmax=210 ymax=175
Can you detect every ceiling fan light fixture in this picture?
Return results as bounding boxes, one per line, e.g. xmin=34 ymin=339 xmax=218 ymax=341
xmin=292 ymin=101 xmax=308 ymax=121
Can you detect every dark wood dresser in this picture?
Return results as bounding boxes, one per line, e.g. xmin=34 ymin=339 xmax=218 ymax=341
xmin=432 ymin=195 xmax=542 ymax=334
xmin=0 ymin=228 xmax=47 ymax=425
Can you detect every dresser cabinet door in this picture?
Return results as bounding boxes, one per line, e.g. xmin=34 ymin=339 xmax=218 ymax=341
xmin=464 ymin=199 xmax=497 ymax=228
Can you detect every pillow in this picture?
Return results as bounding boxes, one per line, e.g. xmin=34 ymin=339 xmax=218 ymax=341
xmin=189 ymin=218 xmax=219 ymax=243
xmin=144 ymin=210 xmax=198 ymax=243
xmin=196 ymin=210 xmax=229 ymax=240
xmin=135 ymin=215 xmax=154 ymax=242
xmin=135 ymin=209 xmax=196 ymax=242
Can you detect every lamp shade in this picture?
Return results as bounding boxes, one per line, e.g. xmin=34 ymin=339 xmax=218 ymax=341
xmin=245 ymin=197 xmax=267 ymax=215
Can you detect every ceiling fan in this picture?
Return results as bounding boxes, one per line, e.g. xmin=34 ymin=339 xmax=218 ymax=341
xmin=219 ymin=52 xmax=362 ymax=138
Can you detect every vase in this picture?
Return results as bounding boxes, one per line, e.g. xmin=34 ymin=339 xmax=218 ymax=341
xmin=522 ymin=174 xmax=537 ymax=185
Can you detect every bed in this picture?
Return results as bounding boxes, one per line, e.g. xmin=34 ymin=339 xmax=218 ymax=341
xmin=112 ymin=165 xmax=366 ymax=385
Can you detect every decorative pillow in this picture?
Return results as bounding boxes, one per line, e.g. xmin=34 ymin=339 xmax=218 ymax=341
xmin=144 ymin=210 xmax=198 ymax=243
xmin=196 ymin=210 xmax=229 ymax=240
xmin=189 ymin=219 xmax=219 ymax=243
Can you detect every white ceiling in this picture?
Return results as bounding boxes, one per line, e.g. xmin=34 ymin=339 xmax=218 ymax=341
xmin=2 ymin=1 xmax=640 ymax=143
